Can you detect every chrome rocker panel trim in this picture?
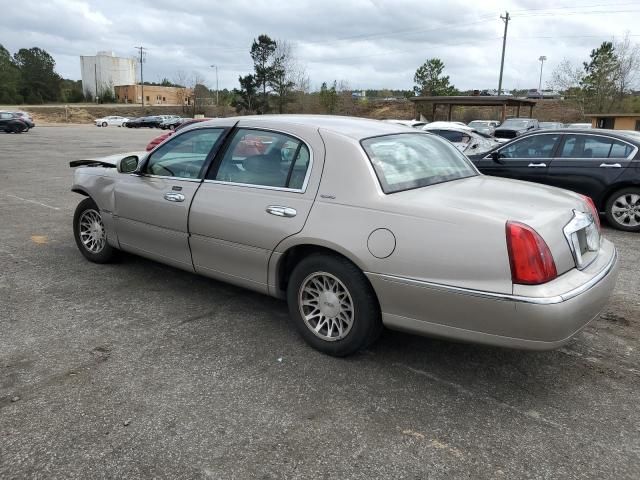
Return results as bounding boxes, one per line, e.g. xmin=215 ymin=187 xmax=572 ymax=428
xmin=367 ymin=247 xmax=617 ymax=306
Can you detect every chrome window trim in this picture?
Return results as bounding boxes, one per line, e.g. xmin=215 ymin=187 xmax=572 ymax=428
xmin=136 ymin=173 xmax=202 ymax=183
xmin=208 ymin=126 xmax=314 ymax=194
xmin=369 ymin=248 xmax=617 ymax=306
xmin=557 ymin=132 xmax=638 ymax=160
xmin=202 ymin=178 xmax=307 ymax=193
xmin=483 ymin=131 xmax=638 ymax=161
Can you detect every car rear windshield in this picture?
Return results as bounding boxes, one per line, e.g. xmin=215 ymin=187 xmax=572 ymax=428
xmin=361 ymin=133 xmax=477 ymax=193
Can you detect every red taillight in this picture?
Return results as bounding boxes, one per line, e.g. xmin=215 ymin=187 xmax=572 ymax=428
xmin=581 ymin=194 xmax=600 ymax=231
xmin=506 ymin=221 xmax=557 ymax=285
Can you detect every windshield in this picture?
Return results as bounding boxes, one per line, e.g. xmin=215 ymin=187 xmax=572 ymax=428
xmin=361 ymin=133 xmax=477 ymax=194
xmin=469 ymin=121 xmax=489 ymax=128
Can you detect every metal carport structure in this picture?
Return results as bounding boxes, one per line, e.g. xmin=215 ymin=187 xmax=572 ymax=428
xmin=409 ymin=96 xmax=537 ymax=123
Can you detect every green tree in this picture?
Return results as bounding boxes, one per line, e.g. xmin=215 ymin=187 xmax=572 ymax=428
xmin=413 ymin=58 xmax=458 ymax=96
xmin=250 ymin=34 xmax=277 ymax=113
xmin=13 ymin=47 xmax=62 ymax=103
xmin=319 ymin=81 xmax=338 ymax=113
xmin=232 ymin=74 xmax=258 ymax=113
xmin=0 ymin=44 xmax=22 ymax=103
xmin=581 ymin=42 xmax=619 ymax=113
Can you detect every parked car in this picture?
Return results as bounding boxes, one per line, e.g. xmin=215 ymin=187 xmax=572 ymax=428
xmin=422 ymin=122 xmax=500 ymax=155
xmin=0 ymin=111 xmax=29 ymax=133
xmin=539 ymin=122 xmax=564 ymax=130
xmin=69 ymin=115 xmax=617 ymax=356
xmin=468 ymin=129 xmax=640 ymax=231
xmin=494 ymin=118 xmax=539 ymax=139
xmin=146 ymin=118 xmax=211 ymax=151
xmin=12 ymin=111 xmax=35 ymax=130
xmin=95 ymin=116 xmax=129 ymax=127
xmin=160 ymin=116 xmax=183 ymax=130
xmin=468 ymin=120 xmax=501 ymax=135
xmin=567 ymin=123 xmax=592 ymax=130
xmin=125 ymin=116 xmax=163 ymax=128
xmin=382 ymin=119 xmax=428 ymax=129
xmin=526 ymin=89 xmax=563 ymax=100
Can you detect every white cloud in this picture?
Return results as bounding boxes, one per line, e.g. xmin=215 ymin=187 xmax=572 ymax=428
xmin=0 ymin=0 xmax=638 ymax=91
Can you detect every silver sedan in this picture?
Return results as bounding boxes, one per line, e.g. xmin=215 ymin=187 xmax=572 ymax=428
xmin=70 ymin=115 xmax=618 ymax=356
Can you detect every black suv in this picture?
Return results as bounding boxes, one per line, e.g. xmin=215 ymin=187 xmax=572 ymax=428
xmin=493 ymin=118 xmax=539 ymax=139
xmin=0 ymin=111 xmax=29 ymax=133
xmin=468 ymin=129 xmax=640 ymax=231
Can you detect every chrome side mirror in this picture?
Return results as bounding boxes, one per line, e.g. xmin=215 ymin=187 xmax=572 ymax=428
xmin=117 ymin=155 xmax=139 ymax=174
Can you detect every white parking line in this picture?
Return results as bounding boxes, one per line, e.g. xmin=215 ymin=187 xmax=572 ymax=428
xmin=3 ymin=193 xmax=60 ymax=211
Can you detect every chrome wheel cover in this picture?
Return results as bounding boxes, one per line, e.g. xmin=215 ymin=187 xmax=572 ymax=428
xmin=298 ymin=272 xmax=354 ymax=342
xmin=611 ymin=193 xmax=640 ymax=227
xmin=79 ymin=209 xmax=106 ymax=253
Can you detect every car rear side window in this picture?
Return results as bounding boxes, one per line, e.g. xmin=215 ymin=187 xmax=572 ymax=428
xmin=144 ymin=128 xmax=224 ymax=179
xmin=560 ymin=134 xmax=635 ymax=159
xmin=211 ymin=128 xmax=310 ymax=190
xmin=361 ymin=133 xmax=477 ymax=194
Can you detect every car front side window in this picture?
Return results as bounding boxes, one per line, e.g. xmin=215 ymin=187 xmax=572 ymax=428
xmin=499 ymin=134 xmax=559 ymax=159
xmin=144 ymin=128 xmax=224 ymax=179
xmin=211 ymin=128 xmax=311 ymax=190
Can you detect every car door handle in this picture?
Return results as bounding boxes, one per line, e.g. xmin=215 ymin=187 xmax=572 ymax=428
xmin=599 ymin=163 xmax=622 ymax=168
xmin=163 ymin=192 xmax=185 ymax=202
xmin=266 ymin=206 xmax=297 ymax=217
xmin=527 ymin=162 xmax=547 ymax=168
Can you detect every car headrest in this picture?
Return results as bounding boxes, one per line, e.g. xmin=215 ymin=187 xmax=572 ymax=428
xmin=243 ymin=152 xmax=281 ymax=174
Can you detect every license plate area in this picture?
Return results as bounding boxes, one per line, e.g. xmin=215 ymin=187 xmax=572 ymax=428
xmin=564 ymin=210 xmax=600 ymax=270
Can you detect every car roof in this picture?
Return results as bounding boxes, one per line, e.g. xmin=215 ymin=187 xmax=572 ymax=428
xmin=197 ymin=115 xmax=416 ymax=140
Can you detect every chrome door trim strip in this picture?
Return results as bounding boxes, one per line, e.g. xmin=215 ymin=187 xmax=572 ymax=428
xmin=368 ymin=248 xmax=617 ymax=306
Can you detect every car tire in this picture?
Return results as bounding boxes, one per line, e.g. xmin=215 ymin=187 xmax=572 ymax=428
xmin=73 ymin=198 xmax=116 ymax=263
xmin=605 ymin=188 xmax=640 ymax=232
xmin=102 ymin=122 xmax=108 ymax=127
xmin=286 ymin=253 xmax=382 ymax=356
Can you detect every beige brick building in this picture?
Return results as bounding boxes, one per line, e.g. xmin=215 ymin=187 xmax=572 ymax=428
xmin=587 ymin=113 xmax=640 ymax=131
xmin=114 ymin=85 xmax=193 ymax=105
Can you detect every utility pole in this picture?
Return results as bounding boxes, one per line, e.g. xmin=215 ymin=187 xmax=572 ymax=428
xmin=538 ymin=55 xmax=547 ymax=95
xmin=94 ymin=63 xmax=98 ymax=103
xmin=135 ymin=46 xmax=147 ymax=105
xmin=210 ymin=65 xmax=219 ymax=106
xmin=498 ymin=11 xmax=510 ymax=96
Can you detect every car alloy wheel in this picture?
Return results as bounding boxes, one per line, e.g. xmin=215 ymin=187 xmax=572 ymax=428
xmin=298 ymin=272 xmax=355 ymax=341
xmin=102 ymin=122 xmax=108 ymax=127
xmin=610 ymin=191 xmax=640 ymax=229
xmin=79 ymin=209 xmax=107 ymax=253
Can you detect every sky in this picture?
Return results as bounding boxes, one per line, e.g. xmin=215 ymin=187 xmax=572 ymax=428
xmin=1 ymin=0 xmax=639 ymax=92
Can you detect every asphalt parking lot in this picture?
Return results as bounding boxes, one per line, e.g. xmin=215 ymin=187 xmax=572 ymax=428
xmin=1 ymin=125 xmax=639 ymax=479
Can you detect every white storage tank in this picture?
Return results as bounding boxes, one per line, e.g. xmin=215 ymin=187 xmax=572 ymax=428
xmin=80 ymin=51 xmax=136 ymax=99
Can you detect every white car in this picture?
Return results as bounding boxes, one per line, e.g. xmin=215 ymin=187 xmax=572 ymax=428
xmin=422 ymin=122 xmax=501 ymax=155
xmin=95 ymin=116 xmax=129 ymax=127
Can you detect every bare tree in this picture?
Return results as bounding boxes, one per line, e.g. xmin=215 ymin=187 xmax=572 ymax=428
xmin=173 ymin=70 xmax=190 ymax=112
xmin=550 ymin=59 xmax=587 ymax=116
xmin=270 ymin=40 xmax=306 ymax=113
xmin=190 ymin=71 xmax=208 ymax=116
xmin=614 ymin=33 xmax=640 ymax=103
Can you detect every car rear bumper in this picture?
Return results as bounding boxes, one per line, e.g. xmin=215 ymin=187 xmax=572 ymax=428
xmin=366 ymin=239 xmax=618 ymax=350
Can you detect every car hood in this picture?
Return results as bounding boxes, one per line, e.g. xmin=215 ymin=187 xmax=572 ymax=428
xmin=69 ymin=151 xmax=147 ymax=168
